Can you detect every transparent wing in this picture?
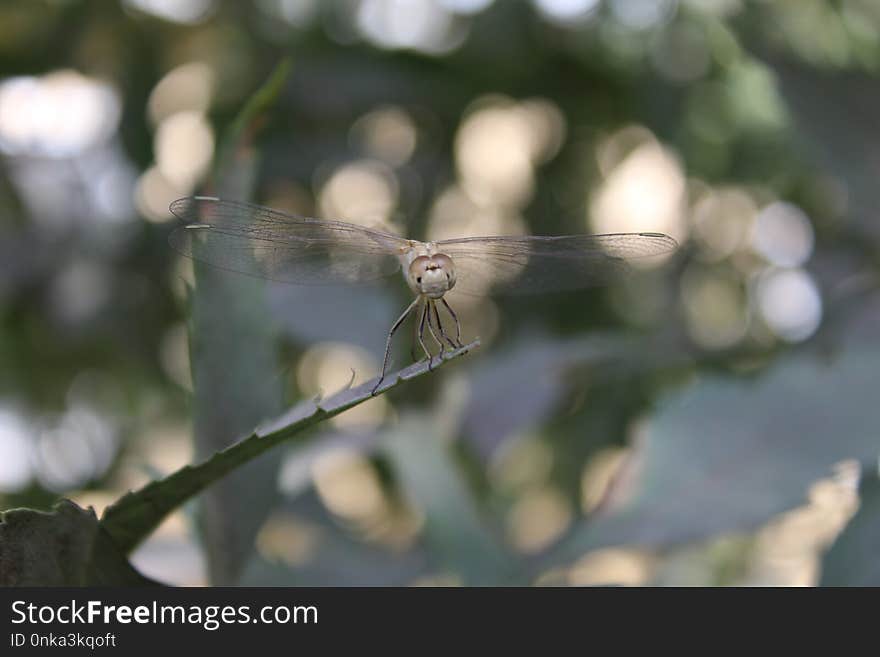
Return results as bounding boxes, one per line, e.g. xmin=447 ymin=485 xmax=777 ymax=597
xmin=168 ymin=197 xmax=407 ymax=285
xmin=436 ymin=233 xmax=678 ymax=296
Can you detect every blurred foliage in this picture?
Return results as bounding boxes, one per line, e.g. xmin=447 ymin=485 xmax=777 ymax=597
xmin=820 ymin=469 xmax=880 ymax=586
xmin=1 ymin=0 xmax=879 ymax=586
xmin=186 ymin=57 xmax=288 ymax=585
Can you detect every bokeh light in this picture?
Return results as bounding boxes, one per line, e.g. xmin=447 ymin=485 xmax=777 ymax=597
xmin=312 ymin=448 xmax=386 ymax=520
xmin=0 ymin=70 xmax=120 ymax=158
xmin=609 ymin=0 xmax=678 ymax=31
xmin=532 ymin=0 xmax=601 ymax=24
xmin=34 ymin=404 xmax=118 ymax=493
xmin=681 ymin=265 xmax=749 ymax=349
xmin=356 ymin=0 xmax=466 ymax=54
xmin=155 ymin=111 xmax=215 ymax=190
xmin=124 ymin=0 xmax=215 ymax=24
xmin=591 ymin=129 xmax=688 ymax=247
xmin=456 ymin=100 xmax=536 ymax=208
xmin=507 ymin=485 xmax=572 ymax=553
xmin=147 ymin=62 xmax=214 ymax=126
xmin=489 ymin=434 xmax=555 ymax=494
xmin=753 ymin=267 xmax=823 ymax=342
xmin=690 ymin=187 xmax=756 ymax=262
xmin=135 ymin=165 xmax=187 ymax=223
xmin=350 ymin=105 xmax=418 ymax=166
xmin=318 ymin=159 xmax=399 ymax=227
xmin=256 ymin=511 xmax=320 ymax=567
xmin=568 ymin=548 xmax=654 ymax=586
xmin=310 ymin=443 xmax=424 ymax=551
xmin=159 ymin=323 xmax=193 ymax=391
xmin=751 ymin=201 xmax=815 ymax=268
xmin=0 ymin=406 xmax=33 ymax=493
xmin=136 ymin=62 xmax=216 ymax=222
xmin=454 ymin=97 xmax=566 ymax=211
xmin=580 ymin=447 xmax=627 ymax=512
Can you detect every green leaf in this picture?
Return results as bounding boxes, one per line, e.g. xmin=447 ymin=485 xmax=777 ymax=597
xmin=820 ymin=466 xmax=880 ymax=586
xmin=0 ymin=500 xmax=158 ymax=586
xmin=188 ymin=59 xmax=292 ymax=584
xmin=213 ymin=57 xmax=293 ymax=176
xmin=384 ymin=412 xmax=519 ymax=585
xmin=542 ymin=347 xmax=880 ymax=567
xmin=100 ymin=342 xmax=479 ymax=555
xmin=461 ymin=333 xmax=679 ymax=461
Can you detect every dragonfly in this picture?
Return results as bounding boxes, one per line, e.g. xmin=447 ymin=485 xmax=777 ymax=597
xmin=168 ymin=196 xmax=678 ymax=393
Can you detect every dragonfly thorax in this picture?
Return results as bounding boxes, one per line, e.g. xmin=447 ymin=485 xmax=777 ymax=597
xmin=407 ymin=254 xmax=456 ymax=299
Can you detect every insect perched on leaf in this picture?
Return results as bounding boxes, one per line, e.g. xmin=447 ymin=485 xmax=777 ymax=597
xmin=169 ymin=197 xmax=678 ymax=393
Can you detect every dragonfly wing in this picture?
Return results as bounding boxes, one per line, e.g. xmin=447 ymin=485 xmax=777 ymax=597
xmin=436 ymin=233 xmax=678 ymax=296
xmin=168 ymin=197 xmax=407 ymax=285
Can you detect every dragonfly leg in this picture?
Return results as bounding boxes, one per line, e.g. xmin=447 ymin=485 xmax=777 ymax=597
xmin=417 ymin=300 xmax=434 ymax=371
xmin=431 ymin=299 xmax=457 ymax=350
xmin=441 ymin=298 xmax=464 ymax=348
xmin=372 ymin=297 xmax=421 ymax=395
xmin=425 ymin=300 xmax=446 ymax=358
xmin=409 ymin=298 xmax=423 ymax=362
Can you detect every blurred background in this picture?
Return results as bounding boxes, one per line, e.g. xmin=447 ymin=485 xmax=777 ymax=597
xmin=1 ymin=0 xmax=879 ymax=586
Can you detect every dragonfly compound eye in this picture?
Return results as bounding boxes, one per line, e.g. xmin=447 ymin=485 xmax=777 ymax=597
xmin=408 ymin=254 xmax=455 ymax=298
xmin=432 ymin=253 xmax=455 ymax=290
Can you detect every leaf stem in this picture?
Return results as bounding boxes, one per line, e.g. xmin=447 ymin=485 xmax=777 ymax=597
xmin=100 ymin=341 xmax=480 ymax=554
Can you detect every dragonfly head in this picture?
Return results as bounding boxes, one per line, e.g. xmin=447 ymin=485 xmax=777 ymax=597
xmin=408 ymin=254 xmax=456 ymax=299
